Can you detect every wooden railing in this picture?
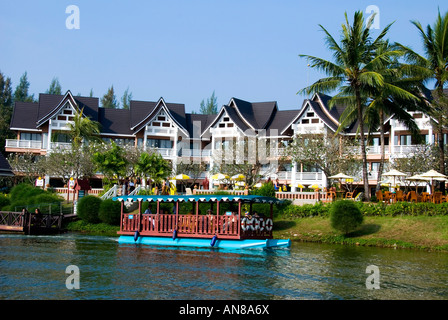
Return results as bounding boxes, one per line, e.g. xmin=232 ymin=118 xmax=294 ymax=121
xmin=0 ymin=211 xmax=64 ymax=233
xmin=120 ymin=213 xmax=272 ymax=240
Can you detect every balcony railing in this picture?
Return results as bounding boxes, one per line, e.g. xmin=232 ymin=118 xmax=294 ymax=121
xmin=6 ymin=139 xmax=42 ymax=149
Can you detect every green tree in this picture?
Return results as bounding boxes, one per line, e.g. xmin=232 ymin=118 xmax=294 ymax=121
xmin=397 ymin=9 xmax=448 ymax=188
xmin=330 ymin=200 xmax=364 ymax=235
xmin=0 ymin=71 xmax=14 ymax=152
xmin=287 ymin=132 xmax=361 ymax=187
xmin=46 ymin=77 xmax=62 ymax=95
xmin=101 ymin=85 xmax=119 ymax=109
xmin=92 ymin=142 xmax=128 ymax=185
xmin=66 ymin=107 xmax=102 ymax=149
xmin=338 ymin=41 xmax=427 ymax=191
xmin=199 ymin=91 xmax=218 ymax=114
xmin=121 ymin=87 xmax=132 ymax=110
xmin=135 ymin=152 xmax=171 ymax=189
xmin=13 ymin=71 xmax=35 ymax=102
xmin=298 ymin=11 xmax=396 ymax=200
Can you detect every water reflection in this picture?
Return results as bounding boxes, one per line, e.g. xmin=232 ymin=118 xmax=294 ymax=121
xmin=0 ymin=233 xmax=447 ymax=300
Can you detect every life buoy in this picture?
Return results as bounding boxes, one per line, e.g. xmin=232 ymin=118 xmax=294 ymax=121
xmin=172 ymin=229 xmax=177 ymax=240
xmin=241 ymin=217 xmax=254 ymax=231
xmin=253 ymin=218 xmax=260 ymax=231
xmin=265 ymin=218 xmax=273 ymax=231
xmin=210 ymin=235 xmax=218 ymax=247
xmin=134 ymin=230 xmax=139 ymax=242
xmin=259 ymin=218 xmax=265 ymax=232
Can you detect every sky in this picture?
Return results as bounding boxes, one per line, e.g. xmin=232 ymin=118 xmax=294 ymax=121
xmin=0 ymin=0 xmax=446 ymax=113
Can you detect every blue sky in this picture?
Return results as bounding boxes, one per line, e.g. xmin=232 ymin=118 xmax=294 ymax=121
xmin=0 ymin=0 xmax=446 ymax=113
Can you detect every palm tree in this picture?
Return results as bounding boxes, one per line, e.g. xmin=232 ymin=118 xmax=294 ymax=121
xmin=66 ymin=107 xmax=102 ymax=150
xmin=397 ymin=10 xmax=448 ymax=187
xmin=298 ymin=11 xmax=396 ymax=200
xmin=337 ymin=41 xmax=428 ymax=190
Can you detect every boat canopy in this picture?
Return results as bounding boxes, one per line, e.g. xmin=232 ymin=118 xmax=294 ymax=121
xmin=113 ymin=194 xmax=283 ymax=204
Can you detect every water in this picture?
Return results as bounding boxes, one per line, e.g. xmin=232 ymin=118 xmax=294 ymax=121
xmin=1 ymin=233 xmax=448 ymax=300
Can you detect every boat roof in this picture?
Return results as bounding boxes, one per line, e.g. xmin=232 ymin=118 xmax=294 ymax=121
xmin=113 ymin=194 xmax=283 ymax=204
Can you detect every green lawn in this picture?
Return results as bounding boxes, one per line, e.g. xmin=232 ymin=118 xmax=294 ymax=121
xmin=273 ymin=215 xmax=448 ymax=251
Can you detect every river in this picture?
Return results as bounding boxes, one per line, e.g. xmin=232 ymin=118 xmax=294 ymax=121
xmin=1 ymin=233 xmax=447 ymax=300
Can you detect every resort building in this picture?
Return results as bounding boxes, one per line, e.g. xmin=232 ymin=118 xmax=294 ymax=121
xmin=5 ymin=89 xmax=447 ymax=196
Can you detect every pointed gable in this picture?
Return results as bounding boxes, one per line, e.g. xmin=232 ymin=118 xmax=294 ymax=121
xmin=130 ymin=97 xmax=189 ymax=136
xmin=36 ymin=91 xmax=99 ymax=128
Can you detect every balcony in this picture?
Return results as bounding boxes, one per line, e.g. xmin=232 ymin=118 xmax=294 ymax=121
xmin=6 ymin=139 xmax=42 ymax=150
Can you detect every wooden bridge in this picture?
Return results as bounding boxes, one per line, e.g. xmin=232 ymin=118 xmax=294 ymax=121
xmin=0 ymin=211 xmax=66 ymax=235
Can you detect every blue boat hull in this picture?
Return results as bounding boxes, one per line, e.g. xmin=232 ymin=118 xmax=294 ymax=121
xmin=118 ymin=235 xmax=291 ymax=250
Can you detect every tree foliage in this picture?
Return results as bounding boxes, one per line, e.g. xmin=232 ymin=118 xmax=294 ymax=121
xmin=101 ymin=85 xmax=119 ymax=109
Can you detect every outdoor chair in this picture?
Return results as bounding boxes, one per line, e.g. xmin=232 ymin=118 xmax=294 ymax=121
xmin=396 ymin=190 xmax=404 ymax=202
xmin=383 ymin=191 xmax=391 ymax=203
xmin=422 ymin=192 xmax=430 ymax=202
xmin=433 ymin=192 xmax=442 ymax=204
xmin=375 ymin=190 xmax=383 ymax=202
xmin=408 ymin=191 xmax=418 ymax=202
xmin=345 ymin=191 xmax=354 ymax=200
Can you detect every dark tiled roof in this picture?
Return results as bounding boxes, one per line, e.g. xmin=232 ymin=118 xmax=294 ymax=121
xmin=186 ymin=113 xmax=217 ymax=137
xmin=266 ymin=109 xmax=301 ymax=135
xmin=129 ymin=100 xmax=157 ymax=129
xmin=98 ymin=108 xmax=133 ymax=135
xmin=10 ymin=102 xmax=39 ymax=130
xmin=223 ymin=105 xmax=250 ymax=132
xmin=0 ymin=152 xmax=14 ymax=176
xmin=231 ymin=98 xmax=277 ymax=129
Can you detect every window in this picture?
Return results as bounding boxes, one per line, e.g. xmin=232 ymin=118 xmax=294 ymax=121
xmin=146 ymin=139 xmax=173 ymax=149
xmin=306 ymin=112 xmax=314 ymax=117
xmin=20 ymin=132 xmax=42 ymax=141
xmin=400 ymin=135 xmax=412 ymax=146
xmin=371 ymin=162 xmax=380 ymax=171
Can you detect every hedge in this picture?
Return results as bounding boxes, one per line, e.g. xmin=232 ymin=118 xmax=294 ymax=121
xmin=280 ymin=201 xmax=448 ymax=218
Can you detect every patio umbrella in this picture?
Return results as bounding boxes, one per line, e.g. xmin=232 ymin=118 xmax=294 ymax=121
xmin=230 ymin=174 xmax=245 ymax=181
xmin=406 ymin=174 xmax=429 ymax=193
xmin=420 ymin=170 xmax=447 ymax=194
xmin=254 ymin=182 xmax=263 ymax=188
xmin=310 ymin=184 xmax=320 ymax=190
xmin=211 ymin=173 xmax=229 ymax=180
xmin=382 ymin=169 xmax=407 ymax=189
xmin=329 ymin=173 xmax=354 ymax=179
xmin=171 ymin=174 xmax=190 ymax=180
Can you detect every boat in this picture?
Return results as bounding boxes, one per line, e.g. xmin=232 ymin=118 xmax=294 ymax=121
xmin=113 ymin=194 xmax=291 ymax=250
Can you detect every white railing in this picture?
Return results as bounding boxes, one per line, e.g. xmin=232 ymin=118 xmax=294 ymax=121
xmin=392 ymin=145 xmax=420 ymax=155
xmin=50 ymin=142 xmax=72 ymax=151
xmin=153 ymin=148 xmax=174 ymax=157
xmin=5 ymin=139 xmax=42 ymax=149
xmin=101 ymin=184 xmax=118 ymax=200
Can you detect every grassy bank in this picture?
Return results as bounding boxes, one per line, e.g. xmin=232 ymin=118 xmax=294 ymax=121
xmin=65 ymin=219 xmax=119 ymax=237
xmin=273 ymin=215 xmax=448 ymax=252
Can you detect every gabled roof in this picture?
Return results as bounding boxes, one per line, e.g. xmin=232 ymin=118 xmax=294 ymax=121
xmin=230 ymin=98 xmax=277 ymax=130
xmin=10 ymin=101 xmax=39 ymax=130
xmin=185 ymin=113 xmax=216 ymax=138
xmin=130 ymin=97 xmax=189 ymax=136
xmin=265 ymin=109 xmax=301 ymax=136
xmin=36 ymin=91 xmax=99 ymax=127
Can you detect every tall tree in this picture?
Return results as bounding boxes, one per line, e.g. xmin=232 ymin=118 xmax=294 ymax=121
xmin=66 ymin=107 xmax=102 ymax=150
xmin=298 ymin=11 xmax=395 ymax=200
xmin=397 ymin=9 xmax=448 ymax=186
xmin=46 ymin=77 xmax=62 ymax=95
xmin=199 ymin=91 xmax=218 ymax=114
xmin=0 ymin=71 xmax=14 ymax=152
xmin=13 ymin=71 xmax=35 ymax=103
xmin=121 ymin=87 xmax=132 ymax=110
xmin=101 ymin=85 xmax=119 ymax=109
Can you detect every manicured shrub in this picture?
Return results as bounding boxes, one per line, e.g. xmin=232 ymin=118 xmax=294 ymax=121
xmin=330 ymin=200 xmax=364 ymax=235
xmin=6 ymin=183 xmax=63 ymax=212
xmin=0 ymin=193 xmax=10 ymax=210
xmin=77 ymin=195 xmax=102 ymax=223
xmin=252 ymin=182 xmax=276 ymax=197
xmin=98 ymin=199 xmax=122 ymax=225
